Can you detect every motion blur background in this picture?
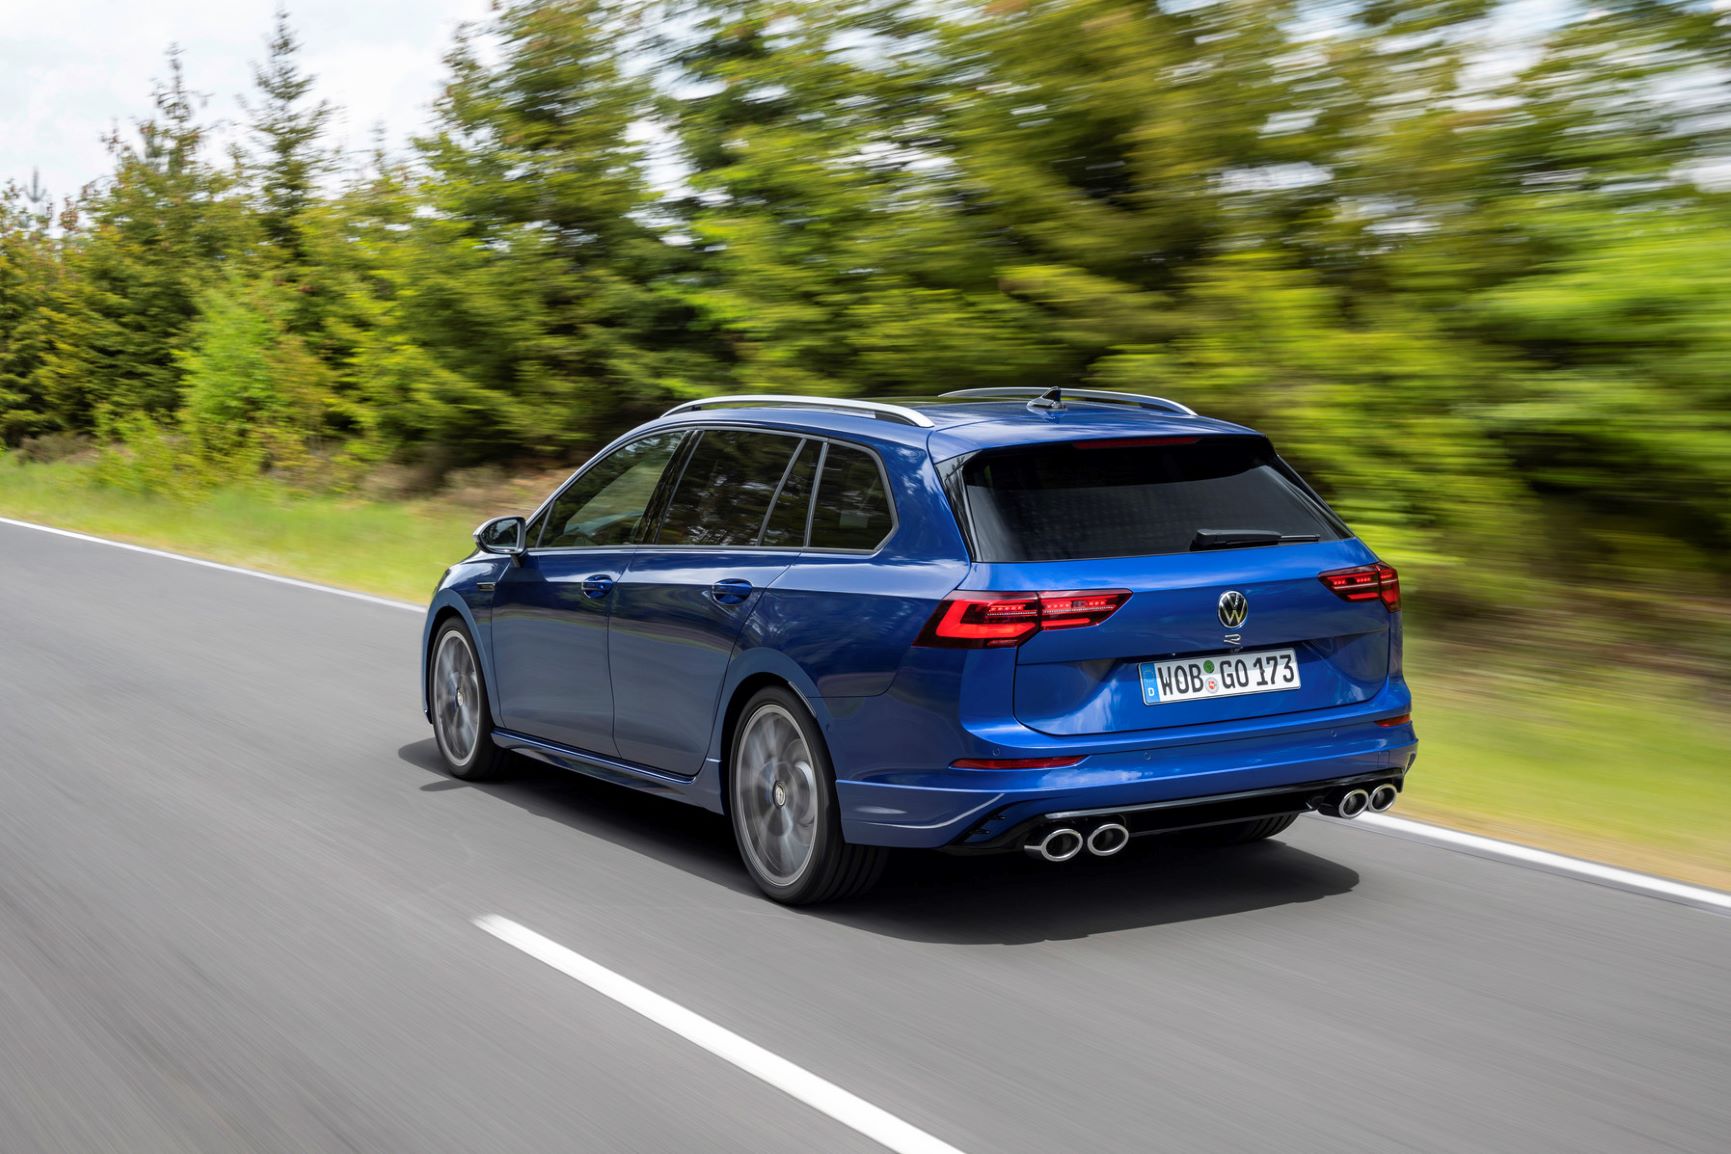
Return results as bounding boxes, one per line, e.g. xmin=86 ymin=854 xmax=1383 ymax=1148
xmin=1 ymin=0 xmax=1727 ymax=883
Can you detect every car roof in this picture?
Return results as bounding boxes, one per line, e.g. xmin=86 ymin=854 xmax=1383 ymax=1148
xmin=637 ymin=395 xmax=1258 ymax=461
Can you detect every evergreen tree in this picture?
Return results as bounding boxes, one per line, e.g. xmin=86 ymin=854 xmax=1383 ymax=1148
xmin=35 ymin=49 xmax=240 ymax=429
xmin=402 ymin=0 xmax=704 ymax=458
xmin=0 ymin=182 xmax=59 ymax=442
xmin=243 ymin=6 xmax=334 ymax=263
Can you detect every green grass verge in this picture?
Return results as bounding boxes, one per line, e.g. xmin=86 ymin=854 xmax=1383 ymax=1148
xmin=3 ymin=456 xmax=1726 ymax=890
xmin=0 ymin=456 xmax=473 ymax=602
xmin=1400 ymin=641 xmax=1730 ymax=890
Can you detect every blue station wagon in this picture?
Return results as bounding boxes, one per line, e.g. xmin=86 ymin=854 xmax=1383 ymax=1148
xmin=422 ymin=388 xmax=1417 ymax=903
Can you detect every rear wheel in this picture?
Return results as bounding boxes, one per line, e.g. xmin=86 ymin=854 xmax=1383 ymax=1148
xmin=1197 ymin=813 xmax=1300 ymax=845
xmin=430 ymin=619 xmax=510 ymax=781
xmin=729 ymin=687 xmax=885 ymax=905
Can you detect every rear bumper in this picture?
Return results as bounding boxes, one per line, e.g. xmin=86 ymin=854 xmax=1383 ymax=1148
xmin=835 ymin=718 xmax=1417 ymax=849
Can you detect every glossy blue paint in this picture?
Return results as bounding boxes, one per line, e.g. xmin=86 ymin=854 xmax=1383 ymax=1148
xmin=421 ymin=396 xmax=1418 ymax=852
xmin=491 ymin=547 xmax=633 ymax=755
xmin=610 ymin=547 xmax=799 ymax=774
xmin=974 ymin=540 xmax=1391 ymax=737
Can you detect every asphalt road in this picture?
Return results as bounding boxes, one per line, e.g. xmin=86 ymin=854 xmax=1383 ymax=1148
xmin=1 ymin=519 xmax=1727 ymax=1154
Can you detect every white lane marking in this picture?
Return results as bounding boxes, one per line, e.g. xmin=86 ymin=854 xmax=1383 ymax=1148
xmin=474 ymin=915 xmax=970 ymax=1154
xmin=1348 ymin=813 xmax=1731 ymax=911
xmin=0 ymin=515 xmax=422 ymax=613
xmin=4 ymin=515 xmax=1726 ymax=912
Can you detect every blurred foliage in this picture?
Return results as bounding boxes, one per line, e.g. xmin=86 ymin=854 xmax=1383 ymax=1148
xmin=2 ymin=0 xmax=1730 ymax=657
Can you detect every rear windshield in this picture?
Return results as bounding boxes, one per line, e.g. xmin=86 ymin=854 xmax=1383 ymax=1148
xmin=958 ymin=436 xmax=1347 ymax=562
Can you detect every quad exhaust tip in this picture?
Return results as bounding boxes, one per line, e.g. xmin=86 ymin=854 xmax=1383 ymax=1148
xmin=1087 ymin=822 xmax=1130 ymax=857
xmin=1338 ymin=788 xmax=1371 ymax=819
xmin=1025 ymin=827 xmax=1084 ymax=862
xmin=1368 ymin=783 xmax=1398 ymax=813
xmin=1025 ymin=821 xmax=1130 ymax=861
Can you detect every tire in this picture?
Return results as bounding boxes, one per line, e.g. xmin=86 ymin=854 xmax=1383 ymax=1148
xmin=728 ymin=687 xmax=886 ymax=905
xmin=1197 ymin=813 xmax=1300 ymax=845
xmin=428 ymin=618 xmax=511 ymax=781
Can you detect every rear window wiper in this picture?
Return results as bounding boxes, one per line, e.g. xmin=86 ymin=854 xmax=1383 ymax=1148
xmin=1191 ymin=529 xmax=1321 ymax=551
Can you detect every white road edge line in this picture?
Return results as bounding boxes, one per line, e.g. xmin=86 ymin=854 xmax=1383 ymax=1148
xmin=473 ymin=915 xmax=969 ymax=1154
xmin=4 ymin=514 xmax=1725 ymax=912
xmin=0 ymin=515 xmax=422 ymax=613
xmin=1348 ymin=813 xmax=1731 ymax=911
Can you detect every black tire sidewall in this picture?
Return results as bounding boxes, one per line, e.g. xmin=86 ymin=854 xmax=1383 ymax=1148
xmin=728 ymin=687 xmax=843 ymax=902
xmin=430 ymin=619 xmax=494 ymax=779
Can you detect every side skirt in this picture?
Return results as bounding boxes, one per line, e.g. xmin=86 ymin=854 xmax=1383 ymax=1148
xmin=491 ymin=729 xmax=721 ymax=810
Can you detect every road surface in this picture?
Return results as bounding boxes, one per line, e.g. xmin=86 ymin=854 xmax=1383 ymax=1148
xmin=0 ymin=519 xmax=1726 ymax=1153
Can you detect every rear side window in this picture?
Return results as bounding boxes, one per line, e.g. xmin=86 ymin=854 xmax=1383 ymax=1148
xmin=810 ymin=443 xmax=894 ymax=551
xmin=656 ymin=429 xmax=802 ymax=547
xmin=760 ymin=439 xmax=819 ymax=547
xmin=960 ymin=437 xmax=1345 ymax=562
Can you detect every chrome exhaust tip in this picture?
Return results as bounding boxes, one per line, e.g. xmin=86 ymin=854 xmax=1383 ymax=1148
xmin=1086 ymin=822 xmax=1130 ymax=857
xmin=1024 ymin=827 xmax=1085 ymax=863
xmin=1338 ymin=788 xmax=1371 ymax=819
xmin=1368 ymin=783 xmax=1399 ymax=813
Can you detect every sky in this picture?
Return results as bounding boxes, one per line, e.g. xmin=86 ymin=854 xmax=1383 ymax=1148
xmin=0 ymin=0 xmax=494 ymax=201
xmin=0 ymin=0 xmax=1620 ymax=206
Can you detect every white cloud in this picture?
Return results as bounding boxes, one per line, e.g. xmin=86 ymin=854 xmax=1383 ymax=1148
xmin=0 ymin=0 xmax=493 ymax=200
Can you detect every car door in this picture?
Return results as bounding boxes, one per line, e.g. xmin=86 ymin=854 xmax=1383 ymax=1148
xmin=490 ymin=430 xmax=687 ymax=755
xmin=608 ymin=428 xmax=810 ymax=775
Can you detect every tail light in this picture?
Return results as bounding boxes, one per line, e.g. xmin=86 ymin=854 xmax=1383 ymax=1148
xmin=1319 ymin=562 xmax=1401 ymax=611
xmin=916 ymin=589 xmax=1130 ymax=648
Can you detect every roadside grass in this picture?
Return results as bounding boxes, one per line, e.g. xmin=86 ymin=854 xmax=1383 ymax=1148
xmin=3 ymin=455 xmax=1726 ymax=890
xmin=0 ymin=456 xmax=481 ymax=602
xmin=1398 ymin=642 xmax=1731 ymax=892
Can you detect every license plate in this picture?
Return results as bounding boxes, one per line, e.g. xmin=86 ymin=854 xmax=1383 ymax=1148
xmin=1140 ymin=648 xmax=1299 ymax=705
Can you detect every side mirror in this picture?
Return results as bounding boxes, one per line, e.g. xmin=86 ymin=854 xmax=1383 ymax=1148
xmin=474 ymin=515 xmax=527 ymax=558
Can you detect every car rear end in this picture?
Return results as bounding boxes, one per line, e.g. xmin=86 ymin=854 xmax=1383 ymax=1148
xmin=831 ymin=412 xmax=1416 ymax=854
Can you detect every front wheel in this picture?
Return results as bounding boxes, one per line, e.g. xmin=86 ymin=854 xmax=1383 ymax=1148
xmin=728 ymin=687 xmax=885 ymax=905
xmin=429 ymin=619 xmax=511 ymax=781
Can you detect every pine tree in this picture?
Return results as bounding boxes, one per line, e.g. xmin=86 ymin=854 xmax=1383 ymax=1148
xmin=0 ymin=182 xmax=60 ymax=442
xmin=243 ymin=7 xmax=334 ymax=263
xmin=35 ymin=48 xmax=241 ymax=429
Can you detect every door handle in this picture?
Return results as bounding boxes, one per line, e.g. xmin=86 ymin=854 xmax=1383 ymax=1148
xmin=580 ymin=574 xmax=615 ymax=599
xmin=709 ymin=577 xmax=753 ymax=605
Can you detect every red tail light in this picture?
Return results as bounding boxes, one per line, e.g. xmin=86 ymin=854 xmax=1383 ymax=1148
xmin=1319 ymin=562 xmax=1401 ymax=612
xmin=916 ymin=589 xmax=1130 ymax=648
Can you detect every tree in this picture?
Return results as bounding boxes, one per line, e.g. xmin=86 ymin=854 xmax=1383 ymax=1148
xmin=178 ymin=272 xmax=335 ymax=480
xmin=35 ymin=49 xmax=241 ymax=430
xmin=0 ymin=182 xmax=60 ymax=442
xmin=243 ymin=7 xmax=334 ymax=263
xmin=398 ymin=0 xmax=708 ymax=459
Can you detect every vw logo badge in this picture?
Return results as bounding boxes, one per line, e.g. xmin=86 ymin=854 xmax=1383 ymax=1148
xmin=1217 ymin=590 xmax=1248 ymax=628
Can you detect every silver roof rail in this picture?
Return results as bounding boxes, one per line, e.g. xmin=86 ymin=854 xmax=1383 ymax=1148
xmin=940 ymin=387 xmax=1196 ymax=417
xmin=662 ymin=394 xmax=935 ymax=429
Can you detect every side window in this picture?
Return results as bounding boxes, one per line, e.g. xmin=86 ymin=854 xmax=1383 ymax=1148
xmin=760 ymin=439 xmax=819 ymax=548
xmin=809 ymin=443 xmax=894 ymax=551
xmin=524 ymin=509 xmax=548 ymax=549
xmin=541 ymin=431 xmax=684 ymax=549
xmin=656 ymin=429 xmax=801 ymax=547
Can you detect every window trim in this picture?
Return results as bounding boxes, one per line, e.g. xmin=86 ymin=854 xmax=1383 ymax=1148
xmin=520 ymin=422 xmax=900 ymax=557
xmin=755 ymin=436 xmax=812 ymax=546
xmin=644 ymin=426 xmax=810 ymax=551
xmin=803 ymin=437 xmax=899 ymax=556
xmin=524 ymin=428 xmax=693 ymax=555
